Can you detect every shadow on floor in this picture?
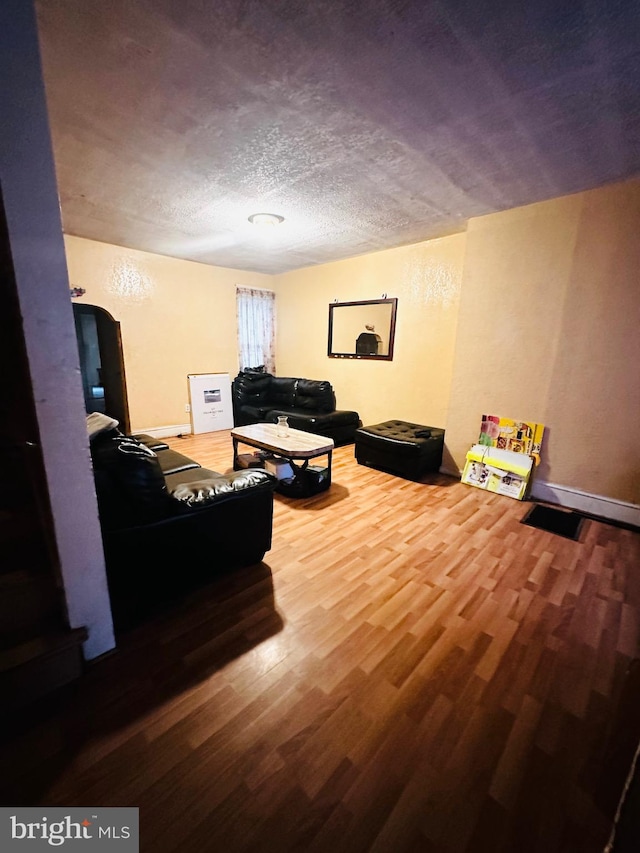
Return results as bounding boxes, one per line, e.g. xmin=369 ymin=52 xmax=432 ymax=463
xmin=0 ymin=560 xmax=283 ymax=805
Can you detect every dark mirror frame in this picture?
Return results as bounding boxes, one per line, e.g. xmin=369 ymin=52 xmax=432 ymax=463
xmin=327 ymin=297 xmax=398 ymax=361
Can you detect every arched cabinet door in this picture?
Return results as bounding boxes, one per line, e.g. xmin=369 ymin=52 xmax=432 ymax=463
xmin=73 ymin=303 xmax=130 ymax=434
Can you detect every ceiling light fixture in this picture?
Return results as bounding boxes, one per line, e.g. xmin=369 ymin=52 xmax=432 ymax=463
xmin=248 ymin=212 xmax=285 ymax=226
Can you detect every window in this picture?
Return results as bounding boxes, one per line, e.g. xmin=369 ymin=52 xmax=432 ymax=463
xmin=236 ymin=286 xmax=276 ymax=374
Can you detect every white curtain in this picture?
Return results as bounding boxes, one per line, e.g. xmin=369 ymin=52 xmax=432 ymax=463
xmin=236 ymin=286 xmax=276 ymax=374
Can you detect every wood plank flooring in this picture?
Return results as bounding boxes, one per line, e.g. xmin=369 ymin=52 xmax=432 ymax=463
xmin=3 ymin=430 xmax=640 ymax=852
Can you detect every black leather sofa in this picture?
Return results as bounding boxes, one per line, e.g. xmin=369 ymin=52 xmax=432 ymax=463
xmin=88 ymin=418 xmax=277 ymax=625
xmin=231 ymin=370 xmax=361 ymax=445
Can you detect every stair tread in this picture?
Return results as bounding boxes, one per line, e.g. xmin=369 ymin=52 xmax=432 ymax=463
xmin=0 ymin=628 xmax=88 ymax=672
xmin=0 ymin=615 xmax=67 ymax=651
xmin=0 ymin=509 xmax=38 ymax=538
xmin=0 ymin=568 xmax=56 ymax=586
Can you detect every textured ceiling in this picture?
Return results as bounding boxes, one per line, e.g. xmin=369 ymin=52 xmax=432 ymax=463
xmin=35 ymin=0 xmax=640 ymax=275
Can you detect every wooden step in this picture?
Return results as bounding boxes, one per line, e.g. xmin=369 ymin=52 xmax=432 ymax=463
xmin=1 ymin=510 xmax=52 ymax=575
xmin=0 ymin=568 xmax=61 ymax=647
xmin=0 ymin=508 xmax=37 ymax=541
xmin=0 ymin=455 xmax=39 ymax=511
xmin=0 ymin=627 xmax=87 ymax=713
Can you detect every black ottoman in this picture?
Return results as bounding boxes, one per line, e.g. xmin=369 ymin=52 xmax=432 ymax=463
xmin=355 ymin=420 xmax=445 ymax=480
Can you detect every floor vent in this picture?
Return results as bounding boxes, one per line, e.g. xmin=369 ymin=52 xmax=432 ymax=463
xmin=521 ymin=503 xmax=585 ymax=540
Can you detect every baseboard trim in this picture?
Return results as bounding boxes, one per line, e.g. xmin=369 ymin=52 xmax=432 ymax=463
xmin=439 ymin=466 xmax=639 ymax=528
xmin=133 ymin=423 xmax=192 ymax=439
xmin=439 ymin=465 xmax=462 ymax=479
xmin=530 ymin=480 xmax=640 ymax=528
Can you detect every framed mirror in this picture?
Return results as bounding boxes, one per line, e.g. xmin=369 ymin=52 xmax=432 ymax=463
xmin=328 ymin=298 xmax=397 ymax=360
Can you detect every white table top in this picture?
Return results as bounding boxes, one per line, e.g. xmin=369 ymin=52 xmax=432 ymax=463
xmin=231 ymin=423 xmax=334 ymax=458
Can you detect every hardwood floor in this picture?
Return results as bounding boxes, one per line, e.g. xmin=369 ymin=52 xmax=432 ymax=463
xmin=3 ymin=430 xmax=640 ymax=852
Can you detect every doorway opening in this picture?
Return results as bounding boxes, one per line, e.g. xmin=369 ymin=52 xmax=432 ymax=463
xmin=73 ymin=303 xmax=130 ymax=433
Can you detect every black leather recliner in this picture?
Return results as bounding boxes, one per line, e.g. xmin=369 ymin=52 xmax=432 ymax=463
xmin=231 ymin=370 xmax=361 ymax=445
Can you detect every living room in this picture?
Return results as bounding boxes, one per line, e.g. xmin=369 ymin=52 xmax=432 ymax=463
xmin=63 ymin=176 xmax=640 ymax=509
xmin=2 ymin=1 xmax=640 ymax=851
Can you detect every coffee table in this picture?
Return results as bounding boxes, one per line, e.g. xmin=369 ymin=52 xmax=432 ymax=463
xmin=231 ymin=423 xmax=334 ymax=495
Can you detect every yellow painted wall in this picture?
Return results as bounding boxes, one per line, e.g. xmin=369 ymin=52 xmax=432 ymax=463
xmin=446 ymin=178 xmax=640 ymax=504
xmin=64 ymin=235 xmax=271 ymax=430
xmin=272 ymin=236 xmax=466 ymax=446
xmin=64 ymin=178 xmax=640 ymax=506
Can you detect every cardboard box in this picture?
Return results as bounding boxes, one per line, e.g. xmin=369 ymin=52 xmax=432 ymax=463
xmin=236 ymin=452 xmax=265 ymax=469
xmin=264 ymin=456 xmax=295 ymax=480
xmin=462 ymin=444 xmax=533 ymax=501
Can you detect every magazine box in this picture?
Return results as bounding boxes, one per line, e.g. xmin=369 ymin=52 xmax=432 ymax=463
xmin=462 ymin=444 xmax=533 ymax=501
